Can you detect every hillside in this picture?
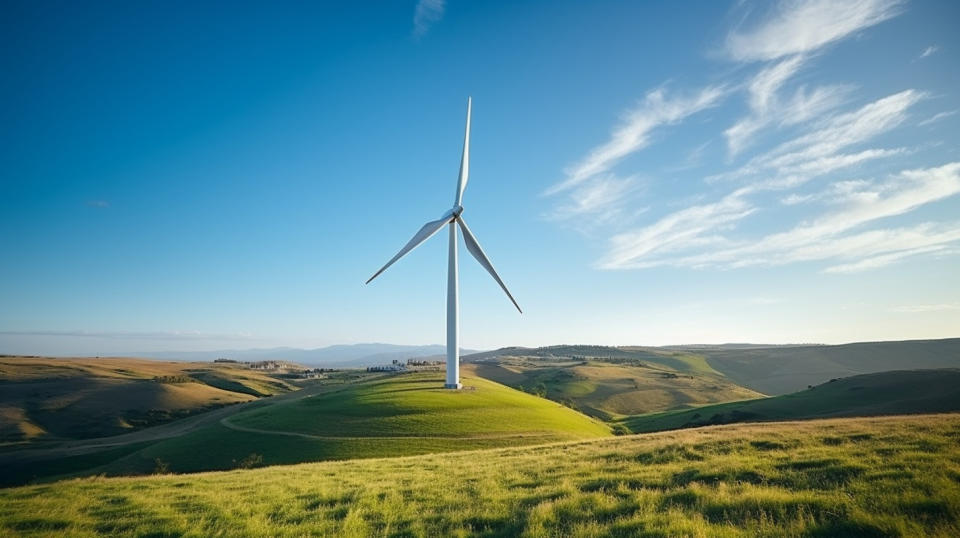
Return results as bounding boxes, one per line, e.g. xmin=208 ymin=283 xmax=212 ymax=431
xmin=682 ymin=338 xmax=960 ymax=395
xmin=97 ymin=372 xmax=609 ymax=475
xmin=463 ymin=347 xmax=763 ymax=419
xmin=0 ymin=371 xmax=609 ymax=484
xmin=621 ymin=369 xmax=960 ymax=433
xmin=0 ymin=356 xmax=299 ymax=444
xmin=2 ymin=414 xmax=958 ymax=536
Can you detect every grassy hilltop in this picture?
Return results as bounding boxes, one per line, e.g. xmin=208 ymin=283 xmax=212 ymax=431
xmin=98 ymin=372 xmax=609 ymax=475
xmin=2 ymin=414 xmax=958 ymax=536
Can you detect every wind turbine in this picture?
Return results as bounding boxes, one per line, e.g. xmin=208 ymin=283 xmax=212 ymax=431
xmin=366 ymin=97 xmax=522 ymax=389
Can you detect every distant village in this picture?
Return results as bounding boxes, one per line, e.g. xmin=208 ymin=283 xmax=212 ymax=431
xmin=367 ymin=358 xmax=444 ymax=372
xmin=210 ymin=357 xmax=444 ymax=377
xmin=213 ymin=358 xmax=333 ymax=379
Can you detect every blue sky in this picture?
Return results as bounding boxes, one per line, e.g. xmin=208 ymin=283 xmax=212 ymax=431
xmin=1 ymin=0 xmax=958 ymax=355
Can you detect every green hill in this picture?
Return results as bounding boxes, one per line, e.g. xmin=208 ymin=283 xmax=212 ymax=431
xmin=2 ymin=414 xmax=958 ymax=536
xmin=463 ymin=347 xmax=762 ymax=419
xmin=621 ymin=369 xmax=960 ymax=433
xmin=2 ymin=371 xmax=610 ymax=483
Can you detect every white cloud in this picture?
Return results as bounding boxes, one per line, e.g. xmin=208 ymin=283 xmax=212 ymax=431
xmin=548 ymin=174 xmax=640 ymax=225
xmin=918 ymin=45 xmax=939 ymax=59
xmin=413 ymin=0 xmax=445 ymax=38
xmin=780 ymin=178 xmax=875 ymax=205
xmin=600 ymin=163 xmax=960 ymax=271
xmin=823 ymin=245 xmax=947 ymax=273
xmin=546 ymin=85 xmax=727 ymax=196
xmin=548 ymin=0 xmax=955 ymax=280
xmin=598 ymin=189 xmax=755 ymax=268
xmin=715 ymin=90 xmax=923 ymax=186
xmin=918 ymin=109 xmax=958 ymax=127
xmin=725 ymin=0 xmax=904 ymax=62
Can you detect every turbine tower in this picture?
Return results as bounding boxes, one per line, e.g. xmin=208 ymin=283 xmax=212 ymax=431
xmin=366 ymin=97 xmax=522 ymax=389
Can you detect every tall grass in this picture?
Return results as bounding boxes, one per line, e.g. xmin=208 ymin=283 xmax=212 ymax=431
xmin=2 ymin=414 xmax=958 ymax=536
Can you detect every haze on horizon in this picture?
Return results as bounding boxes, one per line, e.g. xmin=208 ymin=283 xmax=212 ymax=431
xmin=2 ymin=0 xmax=959 ymax=356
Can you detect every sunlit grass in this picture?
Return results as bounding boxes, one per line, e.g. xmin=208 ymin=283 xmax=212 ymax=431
xmin=2 ymin=414 xmax=958 ymax=536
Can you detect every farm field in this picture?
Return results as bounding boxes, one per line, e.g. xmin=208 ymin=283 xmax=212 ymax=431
xmin=2 ymin=414 xmax=958 ymax=536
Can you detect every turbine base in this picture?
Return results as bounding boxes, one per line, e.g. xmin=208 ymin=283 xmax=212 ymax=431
xmin=444 ymin=383 xmax=462 ymax=390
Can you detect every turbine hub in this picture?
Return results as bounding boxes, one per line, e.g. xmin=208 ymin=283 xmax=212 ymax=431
xmin=452 ymin=205 xmax=464 ymax=217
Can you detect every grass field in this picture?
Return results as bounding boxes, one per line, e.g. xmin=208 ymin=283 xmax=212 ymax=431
xmin=620 ymin=369 xmax=960 ymax=434
xmin=0 ymin=356 xmax=299 ymax=444
xmin=2 ymin=414 xmax=958 ymax=536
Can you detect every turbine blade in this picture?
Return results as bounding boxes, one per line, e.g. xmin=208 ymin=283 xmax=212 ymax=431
xmin=456 ymin=215 xmax=522 ymax=313
xmin=454 ymin=97 xmax=471 ymax=206
xmin=366 ymin=209 xmax=454 ymax=284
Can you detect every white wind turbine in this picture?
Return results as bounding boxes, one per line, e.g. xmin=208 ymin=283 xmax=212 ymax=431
xmin=366 ymin=97 xmax=522 ymax=389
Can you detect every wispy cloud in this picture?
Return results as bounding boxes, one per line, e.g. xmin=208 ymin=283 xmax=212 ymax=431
xmin=600 ymin=163 xmax=960 ymax=271
xmin=413 ymin=0 xmax=445 ymax=38
xmin=724 ymin=55 xmax=851 ymax=156
xmin=918 ymin=109 xmax=958 ymax=127
xmin=715 ymin=90 xmax=924 ymax=187
xmin=86 ymin=200 xmax=110 ymax=208
xmin=546 ymin=85 xmax=727 ymax=197
xmin=917 ymin=45 xmax=939 ymax=60
xmin=547 ymin=174 xmax=642 ymax=227
xmin=724 ymin=0 xmax=904 ymax=62
xmin=549 ymin=0 xmax=956 ymax=277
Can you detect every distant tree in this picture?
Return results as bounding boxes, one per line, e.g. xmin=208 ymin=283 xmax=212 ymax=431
xmin=153 ymin=458 xmax=170 ymax=474
xmin=234 ymin=453 xmax=264 ymax=469
xmin=612 ymin=424 xmax=631 ymax=436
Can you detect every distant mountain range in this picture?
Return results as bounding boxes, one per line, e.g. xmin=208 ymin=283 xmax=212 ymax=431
xmin=63 ymin=337 xmax=960 ymax=381
xmin=107 ymin=343 xmax=481 ymax=368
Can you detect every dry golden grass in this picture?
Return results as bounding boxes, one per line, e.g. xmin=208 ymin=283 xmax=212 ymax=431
xmin=0 ymin=356 xmax=298 ymax=444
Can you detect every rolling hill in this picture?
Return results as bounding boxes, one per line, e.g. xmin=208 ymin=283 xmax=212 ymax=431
xmin=465 ymin=338 xmax=960 ymax=404
xmin=0 ymin=356 xmax=299 ymax=444
xmin=0 ymin=371 xmax=610 ymax=484
xmin=621 ymin=369 xmax=960 ymax=433
xmin=2 ymin=414 xmax=958 ymax=536
xmin=463 ymin=346 xmax=763 ymax=418
xmin=677 ymin=338 xmax=960 ymax=395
